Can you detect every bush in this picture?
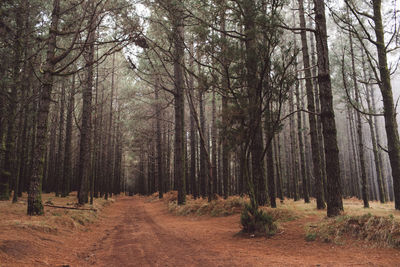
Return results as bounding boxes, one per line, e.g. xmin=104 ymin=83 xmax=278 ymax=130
xmin=305 ymin=232 xmax=316 ymax=242
xmin=240 ymin=202 xmax=277 ymax=237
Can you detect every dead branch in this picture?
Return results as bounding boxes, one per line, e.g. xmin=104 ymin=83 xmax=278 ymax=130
xmin=44 ymin=204 xmax=97 ymax=212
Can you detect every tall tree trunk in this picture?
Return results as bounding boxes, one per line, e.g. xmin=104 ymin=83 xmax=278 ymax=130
xmin=347 ymin=108 xmax=361 ymax=197
xmin=273 ymin=134 xmax=284 ymax=202
xmin=308 ymin=1 xmax=328 ymax=198
xmin=0 ymin=5 xmax=22 ymax=200
xmin=220 ymin=4 xmax=230 ymax=200
xmin=243 ymin=0 xmax=267 ymax=206
xmin=78 ymin=4 xmax=96 ymax=204
xmin=55 ymin=84 xmax=65 ymax=197
xmin=298 ymin=0 xmax=325 ymax=208
xmin=289 ymin=86 xmax=299 ymax=201
xmin=91 ymin=42 xmax=100 ymax=202
xmin=372 ymin=0 xmax=400 ymax=210
xmin=210 ymin=91 xmax=217 ymax=201
xmin=189 ymin=42 xmax=197 ymax=199
xmin=296 ymin=74 xmax=309 ymax=203
xmin=45 ymin=113 xmax=58 ymax=193
xmin=62 ymin=75 xmax=75 ymax=197
xmin=155 ymin=78 xmax=163 ymax=199
xmin=104 ymin=54 xmax=115 ymax=200
xmin=28 ymin=0 xmax=61 ymax=215
xmin=348 ymin=32 xmax=369 ymax=208
xmin=369 ymin=76 xmax=388 ymax=200
xmin=172 ymin=1 xmax=186 ymax=204
xmin=265 ymin=103 xmax=276 ymax=208
xmin=314 ymin=0 xmax=343 ymax=216
xmin=198 ymin=87 xmax=207 ymax=199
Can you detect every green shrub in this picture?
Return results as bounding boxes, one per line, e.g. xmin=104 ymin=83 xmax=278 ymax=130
xmin=305 ymin=232 xmax=316 ymax=242
xmin=240 ymin=202 xmax=277 ymax=237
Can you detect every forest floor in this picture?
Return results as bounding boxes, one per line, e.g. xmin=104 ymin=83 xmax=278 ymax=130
xmin=1 ymin=193 xmax=400 ymax=266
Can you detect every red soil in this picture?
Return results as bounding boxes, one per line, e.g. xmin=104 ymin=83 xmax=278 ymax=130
xmin=1 ymin=196 xmax=400 ymax=266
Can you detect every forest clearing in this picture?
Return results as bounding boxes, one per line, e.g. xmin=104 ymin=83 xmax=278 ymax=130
xmin=1 ymin=193 xmax=400 ymax=266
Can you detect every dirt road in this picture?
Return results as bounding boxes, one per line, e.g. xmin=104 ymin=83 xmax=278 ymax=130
xmin=85 ymin=197 xmax=400 ymax=266
xmin=2 ymin=195 xmax=400 ymax=266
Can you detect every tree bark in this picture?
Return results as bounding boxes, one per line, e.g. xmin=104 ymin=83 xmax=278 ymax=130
xmin=172 ymin=1 xmax=186 ymax=204
xmin=372 ymin=0 xmax=400 ymax=210
xmin=155 ymin=77 xmax=163 ymax=199
xmin=314 ymin=0 xmax=343 ymax=216
xmin=62 ymin=74 xmax=75 ymax=197
xmin=210 ymin=91 xmax=218 ymax=201
xmin=78 ymin=4 xmax=96 ymax=204
xmin=0 ymin=4 xmax=22 ymax=200
xmin=298 ymin=0 xmax=325 ymax=208
xmin=243 ymin=0 xmax=267 ymax=206
xmin=348 ymin=31 xmax=369 ymax=208
xmin=55 ymin=84 xmax=65 ymax=197
xmin=28 ymin=0 xmax=61 ymax=215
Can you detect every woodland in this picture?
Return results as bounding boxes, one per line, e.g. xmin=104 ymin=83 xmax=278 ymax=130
xmin=1 ymin=0 xmax=400 ymax=261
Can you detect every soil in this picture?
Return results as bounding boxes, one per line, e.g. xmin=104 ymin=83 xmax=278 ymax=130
xmin=1 ymin=195 xmax=400 ymax=266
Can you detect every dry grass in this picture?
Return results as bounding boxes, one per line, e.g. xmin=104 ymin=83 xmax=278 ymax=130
xmin=342 ymin=198 xmax=400 ymax=220
xmin=300 ymin=198 xmax=400 ymax=248
xmin=166 ymin=193 xmax=246 ymax=217
xmin=0 ymin=192 xmax=114 ymax=234
xmin=306 ymin=213 xmax=400 ymax=248
xmin=162 ymin=192 xmax=297 ymax=221
xmin=262 ymin=197 xmax=400 ymax=221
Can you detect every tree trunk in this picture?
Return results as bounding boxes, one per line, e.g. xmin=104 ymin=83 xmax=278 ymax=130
xmin=172 ymin=2 xmax=186 ymax=204
xmin=62 ymin=74 xmax=75 ymax=197
xmin=298 ymin=0 xmax=325 ymax=208
xmin=210 ymin=91 xmax=217 ymax=201
xmin=369 ymin=76 xmax=388 ymax=201
xmin=296 ymin=73 xmax=309 ymax=203
xmin=55 ymin=84 xmax=65 ymax=197
xmin=155 ymin=77 xmax=163 ymax=199
xmin=199 ymin=87 xmax=207 ymax=199
xmin=308 ymin=1 xmax=328 ymax=199
xmin=0 ymin=5 xmax=22 ymax=200
xmin=372 ymin=0 xmax=400 ymax=210
xmin=273 ymin=134 xmax=284 ymax=202
xmin=289 ymin=86 xmax=299 ymax=201
xmin=78 ymin=5 xmax=96 ymax=204
xmin=243 ymin=0 xmax=267 ymax=206
xmin=189 ymin=41 xmax=197 ymax=199
xmin=348 ymin=32 xmax=369 ymax=208
xmin=314 ymin=0 xmax=343 ymax=216
xmin=28 ymin=0 xmax=61 ymax=215
xmin=265 ymin=103 xmax=276 ymax=208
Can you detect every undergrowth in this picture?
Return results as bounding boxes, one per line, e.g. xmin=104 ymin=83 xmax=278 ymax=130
xmin=262 ymin=207 xmax=298 ymax=222
xmin=306 ymin=213 xmax=400 ymax=248
xmin=164 ymin=191 xmax=296 ymax=225
xmin=240 ymin=202 xmax=277 ymax=237
xmin=1 ymin=192 xmax=113 ymax=234
xmin=168 ymin=195 xmax=245 ymax=217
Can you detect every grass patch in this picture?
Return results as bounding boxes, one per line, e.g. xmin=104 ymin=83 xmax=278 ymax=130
xmin=262 ymin=207 xmax=298 ymax=222
xmin=12 ymin=220 xmax=58 ymax=233
xmin=307 ymin=213 xmax=400 ymax=248
xmin=71 ymin=214 xmax=91 ymax=226
xmin=167 ymin=194 xmax=246 ymax=217
xmin=0 ymin=192 xmax=114 ymax=234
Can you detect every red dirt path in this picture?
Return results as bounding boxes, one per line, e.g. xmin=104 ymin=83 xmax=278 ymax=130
xmin=1 ymin=196 xmax=400 ymax=266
